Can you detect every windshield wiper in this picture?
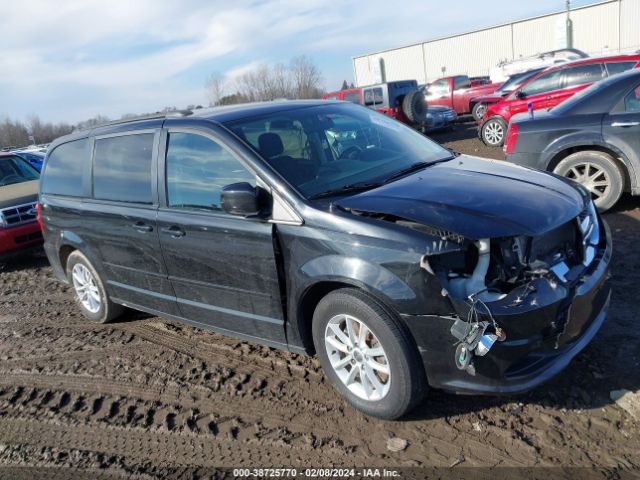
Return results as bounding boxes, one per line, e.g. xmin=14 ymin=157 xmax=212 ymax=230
xmin=308 ymin=182 xmax=383 ymax=200
xmin=383 ymin=156 xmax=455 ymax=184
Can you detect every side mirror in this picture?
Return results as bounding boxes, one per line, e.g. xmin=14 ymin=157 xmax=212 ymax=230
xmin=516 ymin=90 xmax=527 ymax=100
xmin=221 ymin=182 xmax=266 ymax=216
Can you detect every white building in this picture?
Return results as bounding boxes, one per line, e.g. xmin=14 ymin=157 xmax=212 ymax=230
xmin=353 ymin=0 xmax=640 ymax=86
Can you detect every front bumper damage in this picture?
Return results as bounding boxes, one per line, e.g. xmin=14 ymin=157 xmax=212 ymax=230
xmin=403 ymin=217 xmax=612 ymax=395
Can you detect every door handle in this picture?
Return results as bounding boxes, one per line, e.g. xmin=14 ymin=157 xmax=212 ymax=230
xmin=611 ymin=121 xmax=640 ymax=127
xmin=131 ymin=222 xmax=153 ymax=233
xmin=160 ymin=226 xmax=186 ymax=238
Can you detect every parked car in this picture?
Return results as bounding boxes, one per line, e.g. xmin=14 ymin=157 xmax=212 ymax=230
xmin=39 ymin=101 xmax=610 ymax=419
xmin=480 ymin=53 xmax=640 ymax=146
xmin=423 ymin=75 xmax=502 ymax=116
xmin=0 ymin=153 xmax=43 ymax=259
xmin=490 ymin=48 xmax=589 ymax=83
xmin=469 ymin=67 xmax=545 ymax=121
xmin=13 ymin=150 xmax=46 ymax=171
xmin=505 ymin=68 xmax=640 ymax=211
xmin=322 ymin=81 xmax=438 ymax=132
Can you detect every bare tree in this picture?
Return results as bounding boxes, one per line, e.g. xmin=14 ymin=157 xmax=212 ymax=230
xmin=205 ymin=73 xmax=226 ymax=107
xmin=207 ymin=56 xmax=324 ymax=105
xmin=290 ymin=55 xmax=323 ymax=99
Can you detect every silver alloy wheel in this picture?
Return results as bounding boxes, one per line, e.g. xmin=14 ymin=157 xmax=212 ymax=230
xmin=483 ymin=120 xmax=504 ymax=145
xmin=564 ymin=162 xmax=611 ymax=200
xmin=324 ymin=314 xmax=391 ymax=401
xmin=71 ymin=263 xmax=101 ymax=314
xmin=474 ymin=104 xmax=487 ymax=119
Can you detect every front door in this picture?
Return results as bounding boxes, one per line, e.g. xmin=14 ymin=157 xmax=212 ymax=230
xmin=156 ymin=126 xmax=286 ymax=346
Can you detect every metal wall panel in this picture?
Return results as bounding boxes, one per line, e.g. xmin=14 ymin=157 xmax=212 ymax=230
xmin=353 ymin=0 xmax=638 ymax=86
xmin=620 ymin=0 xmax=640 ymax=53
xmin=572 ymin=1 xmax=620 ymax=54
xmin=422 ymin=25 xmax=513 ymax=79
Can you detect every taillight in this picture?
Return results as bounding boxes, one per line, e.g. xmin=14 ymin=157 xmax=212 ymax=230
xmin=36 ymin=202 xmax=44 ymax=232
xmin=504 ymin=122 xmax=519 ymax=154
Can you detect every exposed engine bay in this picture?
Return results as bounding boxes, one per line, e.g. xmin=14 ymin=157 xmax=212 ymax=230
xmin=343 ymin=199 xmax=601 ymax=376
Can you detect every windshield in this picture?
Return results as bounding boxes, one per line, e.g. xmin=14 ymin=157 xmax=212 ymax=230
xmin=0 ymin=155 xmax=40 ymax=186
xmin=226 ymin=103 xmax=452 ymax=199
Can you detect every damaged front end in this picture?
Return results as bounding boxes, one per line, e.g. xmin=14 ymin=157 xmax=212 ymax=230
xmin=347 ymin=197 xmax=611 ymax=393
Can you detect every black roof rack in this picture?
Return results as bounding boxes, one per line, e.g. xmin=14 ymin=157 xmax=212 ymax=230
xmin=79 ymin=109 xmax=193 ymax=131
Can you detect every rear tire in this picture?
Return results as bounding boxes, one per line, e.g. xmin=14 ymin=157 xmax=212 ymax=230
xmin=553 ymin=151 xmax=624 ymax=212
xmin=480 ymin=116 xmax=507 ymax=146
xmin=472 ymin=102 xmax=487 ymax=121
xmin=312 ymin=288 xmax=427 ymax=419
xmin=66 ymin=251 xmax=124 ymax=323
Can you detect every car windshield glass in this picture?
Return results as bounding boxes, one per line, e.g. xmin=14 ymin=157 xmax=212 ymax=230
xmin=226 ymin=103 xmax=453 ymax=199
xmin=0 ymin=156 xmax=39 ymax=186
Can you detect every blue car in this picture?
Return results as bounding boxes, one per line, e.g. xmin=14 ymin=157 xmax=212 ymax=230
xmin=13 ymin=150 xmax=45 ymax=172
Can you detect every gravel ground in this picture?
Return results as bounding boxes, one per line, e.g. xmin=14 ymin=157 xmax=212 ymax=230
xmin=1 ymin=121 xmax=639 ymax=479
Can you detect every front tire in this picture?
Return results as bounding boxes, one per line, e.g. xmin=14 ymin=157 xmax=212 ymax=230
xmin=553 ymin=151 xmax=624 ymax=212
xmin=66 ymin=251 xmax=124 ymax=323
xmin=480 ymin=116 xmax=507 ymax=146
xmin=472 ymin=102 xmax=487 ymax=121
xmin=312 ymin=289 xmax=426 ymax=419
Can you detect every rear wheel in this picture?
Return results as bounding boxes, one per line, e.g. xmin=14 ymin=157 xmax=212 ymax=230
xmin=66 ymin=251 xmax=124 ymax=323
xmin=472 ymin=102 xmax=487 ymax=121
xmin=481 ymin=116 xmax=507 ymax=146
xmin=312 ymin=289 xmax=426 ymax=419
xmin=553 ymin=151 xmax=624 ymax=212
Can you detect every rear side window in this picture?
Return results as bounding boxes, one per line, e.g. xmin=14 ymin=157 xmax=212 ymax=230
xmin=563 ymin=63 xmax=605 ymax=89
xmin=343 ymin=92 xmax=361 ymax=104
xmin=363 ymin=87 xmax=383 ymax=106
xmin=453 ymin=76 xmax=471 ymax=90
xmin=520 ymin=69 xmax=565 ymax=96
xmin=93 ymin=133 xmax=154 ymax=203
xmin=606 ymin=61 xmax=637 ymax=76
xmin=41 ymin=138 xmax=88 ymax=196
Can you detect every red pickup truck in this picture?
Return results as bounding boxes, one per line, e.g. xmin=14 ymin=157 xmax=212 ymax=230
xmin=423 ymin=75 xmax=502 ymax=116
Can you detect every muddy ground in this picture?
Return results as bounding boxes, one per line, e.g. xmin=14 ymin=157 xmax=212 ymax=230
xmin=1 ymin=122 xmax=639 ymax=479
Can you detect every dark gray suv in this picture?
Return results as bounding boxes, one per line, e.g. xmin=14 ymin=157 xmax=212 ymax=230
xmin=39 ymin=101 xmax=611 ymax=419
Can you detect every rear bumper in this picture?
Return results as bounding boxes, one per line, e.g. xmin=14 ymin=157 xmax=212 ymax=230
xmin=0 ymin=221 xmax=43 ymax=258
xmin=505 ymin=152 xmax=546 ymax=170
xmin=404 ymin=220 xmax=612 ymax=395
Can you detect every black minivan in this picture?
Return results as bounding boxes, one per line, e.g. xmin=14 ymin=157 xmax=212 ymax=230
xmin=39 ymin=101 xmax=611 ymax=419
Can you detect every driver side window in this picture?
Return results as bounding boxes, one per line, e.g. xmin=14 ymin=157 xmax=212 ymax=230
xmin=519 ymin=70 xmax=564 ymax=96
xmin=165 ymin=132 xmax=255 ymax=212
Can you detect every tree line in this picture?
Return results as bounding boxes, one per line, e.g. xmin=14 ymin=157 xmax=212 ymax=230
xmin=1 ymin=56 xmax=341 ymax=149
xmin=206 ymin=55 xmax=325 ymax=106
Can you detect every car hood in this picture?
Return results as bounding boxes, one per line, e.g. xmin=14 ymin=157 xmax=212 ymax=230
xmin=0 ymin=180 xmax=38 ymax=210
xmin=467 ymin=83 xmax=502 ymax=95
xmin=337 ymin=156 xmax=585 ymax=239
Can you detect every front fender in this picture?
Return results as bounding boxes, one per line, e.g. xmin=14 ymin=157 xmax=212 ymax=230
xmin=299 ymin=254 xmax=416 ymax=306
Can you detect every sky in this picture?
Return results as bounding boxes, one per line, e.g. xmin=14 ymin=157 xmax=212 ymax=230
xmin=0 ymin=0 xmax=596 ymax=124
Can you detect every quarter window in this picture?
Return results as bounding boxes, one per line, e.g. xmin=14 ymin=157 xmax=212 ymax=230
xmin=165 ymin=132 xmax=255 ymax=212
xmin=41 ymin=138 xmax=88 ymax=196
xmin=343 ymin=92 xmax=361 ymax=104
xmin=93 ymin=133 xmax=154 ymax=203
xmin=563 ymin=64 xmax=605 ymax=89
xmin=623 ymin=85 xmax=640 ymax=112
